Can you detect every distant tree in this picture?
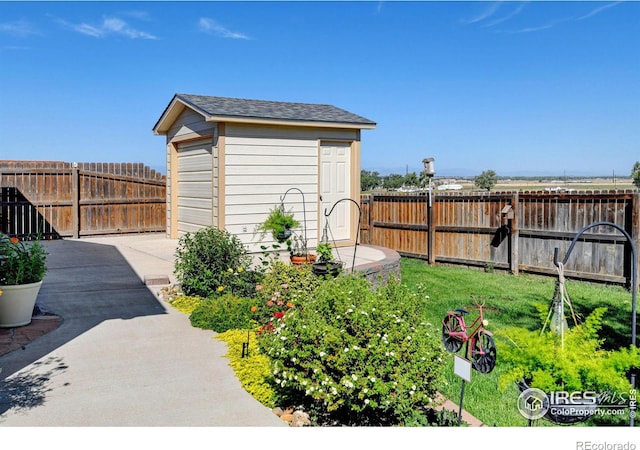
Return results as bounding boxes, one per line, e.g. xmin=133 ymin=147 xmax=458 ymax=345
xmin=419 ymin=171 xmax=437 ymax=188
xmin=474 ymin=170 xmax=498 ymax=191
xmin=383 ymin=173 xmax=405 ymax=190
xmin=404 ymin=172 xmax=420 ymax=187
xmin=361 ymin=170 xmax=381 ymax=192
xmin=632 ymin=161 xmax=640 ymax=188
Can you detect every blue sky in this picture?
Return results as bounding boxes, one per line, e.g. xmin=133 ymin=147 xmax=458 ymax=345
xmin=1 ymin=1 xmax=638 ymax=177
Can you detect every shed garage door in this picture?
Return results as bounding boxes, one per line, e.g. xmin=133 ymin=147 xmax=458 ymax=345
xmin=177 ymin=139 xmax=213 ymax=234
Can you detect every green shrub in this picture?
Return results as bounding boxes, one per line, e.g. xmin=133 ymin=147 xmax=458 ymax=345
xmin=174 ymin=227 xmax=259 ymax=298
xmin=223 ymin=267 xmax=263 ymax=298
xmin=497 ymin=307 xmax=640 ymax=425
xmin=498 ymin=307 xmax=640 ymax=394
xmin=189 ymin=294 xmax=254 ymax=333
xmin=252 ymin=261 xmax=320 ymax=329
xmin=257 ymin=274 xmax=447 ymax=426
xmin=216 ymin=329 xmax=276 ymax=408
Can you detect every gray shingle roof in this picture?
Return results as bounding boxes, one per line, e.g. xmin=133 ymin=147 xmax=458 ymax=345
xmin=175 ymin=93 xmax=376 ymax=126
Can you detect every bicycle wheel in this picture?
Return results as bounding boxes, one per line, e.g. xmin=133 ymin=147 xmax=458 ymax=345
xmin=471 ymin=331 xmax=497 ymax=374
xmin=442 ymin=314 xmax=463 ymax=353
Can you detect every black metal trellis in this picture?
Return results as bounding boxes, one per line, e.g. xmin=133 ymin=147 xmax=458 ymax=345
xmin=323 ymin=198 xmax=362 ymax=272
xmin=552 ymin=221 xmax=638 ymax=427
xmin=280 ymin=187 xmax=309 ymax=255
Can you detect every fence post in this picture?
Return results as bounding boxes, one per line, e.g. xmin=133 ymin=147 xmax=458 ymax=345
xmin=71 ymin=166 xmax=80 ymax=238
xmin=428 ymin=192 xmax=436 ymax=265
xmin=365 ymin=194 xmax=375 ymax=246
xmin=510 ymin=193 xmax=520 ymax=275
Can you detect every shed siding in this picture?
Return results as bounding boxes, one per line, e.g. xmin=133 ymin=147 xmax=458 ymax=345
xmin=167 ymin=108 xmax=215 ymax=143
xmin=224 ymin=123 xmax=357 ymax=252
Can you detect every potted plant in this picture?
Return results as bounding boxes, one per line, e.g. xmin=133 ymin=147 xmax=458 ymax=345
xmin=288 ymin=235 xmax=316 ymax=265
xmin=312 ymin=242 xmax=342 ymax=277
xmin=256 ymin=206 xmax=300 ymax=244
xmin=0 ymin=234 xmax=48 ymax=327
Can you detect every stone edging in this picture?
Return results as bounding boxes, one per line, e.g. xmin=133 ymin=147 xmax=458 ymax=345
xmin=353 ymin=244 xmax=402 ymax=287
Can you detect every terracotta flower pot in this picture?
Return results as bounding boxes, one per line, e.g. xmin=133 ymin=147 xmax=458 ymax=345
xmin=0 ymin=281 xmax=43 ymax=328
xmin=290 ymin=254 xmax=316 ymax=265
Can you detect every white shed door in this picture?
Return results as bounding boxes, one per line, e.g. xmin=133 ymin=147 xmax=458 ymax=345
xmin=320 ymin=142 xmax=351 ymax=242
xmin=177 ymin=139 xmax=213 ymax=234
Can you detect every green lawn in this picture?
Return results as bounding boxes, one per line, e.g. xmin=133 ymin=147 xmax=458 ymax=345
xmin=400 ymin=257 xmax=635 ymax=426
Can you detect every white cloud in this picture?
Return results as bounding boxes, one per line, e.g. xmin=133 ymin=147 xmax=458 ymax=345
xmin=0 ymin=20 xmax=39 ymax=38
xmin=509 ymin=24 xmax=554 ymax=34
xmin=198 ymin=17 xmax=250 ymax=40
xmin=575 ymin=1 xmax=621 ymax=21
xmin=59 ymin=16 xmax=157 ymax=40
xmin=102 ymin=17 xmax=156 ymax=39
xmin=121 ymin=10 xmax=153 ymax=22
xmin=72 ymin=22 xmax=103 ymax=38
xmin=462 ymin=2 xmax=501 ymax=25
xmin=482 ymin=2 xmax=527 ymax=28
xmin=499 ymin=1 xmax=621 ymax=34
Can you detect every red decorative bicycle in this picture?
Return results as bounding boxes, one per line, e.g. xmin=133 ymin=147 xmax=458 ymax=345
xmin=441 ymin=296 xmax=497 ymax=374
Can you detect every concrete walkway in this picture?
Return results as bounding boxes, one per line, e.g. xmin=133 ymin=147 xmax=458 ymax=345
xmin=0 ymin=234 xmax=285 ymax=426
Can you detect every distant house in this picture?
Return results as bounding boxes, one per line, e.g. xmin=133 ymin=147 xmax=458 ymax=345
xmin=153 ymin=94 xmax=376 ymax=251
xmin=437 ymin=184 xmax=463 ymax=191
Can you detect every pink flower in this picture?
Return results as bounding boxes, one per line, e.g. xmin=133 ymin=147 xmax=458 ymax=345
xmin=256 ymin=285 xmax=263 ymax=291
xmin=277 ymin=301 xmax=284 ymax=306
xmin=274 ymin=291 xmax=281 ymax=298
xmin=267 ymin=300 xmax=274 ymax=307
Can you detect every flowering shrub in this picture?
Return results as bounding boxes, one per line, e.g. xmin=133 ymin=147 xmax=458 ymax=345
xmin=257 ymin=274 xmax=447 ymax=425
xmin=251 ymin=261 xmax=319 ymax=330
xmin=218 ymin=266 xmax=263 ymax=298
xmin=174 ymin=227 xmax=260 ymax=298
xmin=0 ymin=234 xmax=47 ymax=285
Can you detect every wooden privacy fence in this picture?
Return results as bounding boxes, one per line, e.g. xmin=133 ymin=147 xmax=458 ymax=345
xmin=360 ymin=190 xmax=640 ymax=287
xmin=0 ymin=161 xmax=166 ymax=239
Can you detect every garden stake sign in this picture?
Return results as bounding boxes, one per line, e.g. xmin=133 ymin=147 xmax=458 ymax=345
xmin=453 ymin=353 xmax=472 ymax=427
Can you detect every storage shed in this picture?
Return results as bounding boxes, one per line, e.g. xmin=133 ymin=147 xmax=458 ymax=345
xmin=153 ymin=94 xmax=376 ymax=252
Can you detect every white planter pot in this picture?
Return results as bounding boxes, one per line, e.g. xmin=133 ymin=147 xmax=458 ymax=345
xmin=0 ymin=280 xmax=43 ymax=328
